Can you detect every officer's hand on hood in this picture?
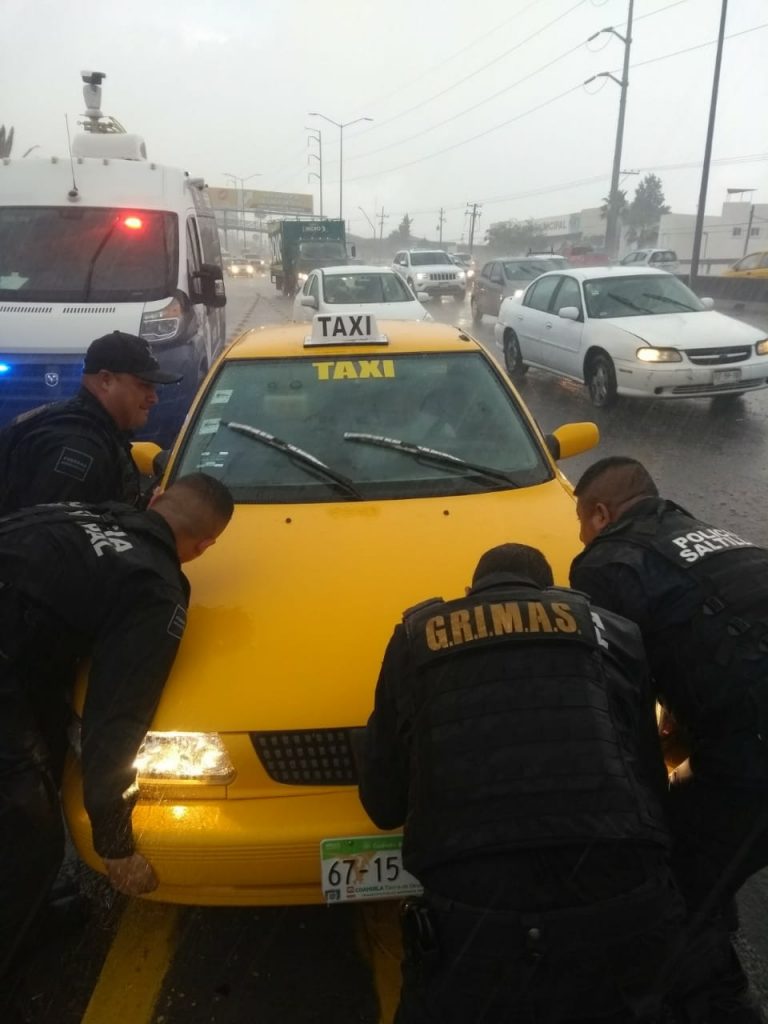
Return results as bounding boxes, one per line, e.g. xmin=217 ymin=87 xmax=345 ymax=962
xmin=103 ymin=852 xmax=158 ymax=896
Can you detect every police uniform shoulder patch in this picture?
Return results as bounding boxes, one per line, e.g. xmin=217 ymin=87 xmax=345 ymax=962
xmin=167 ymin=604 xmax=187 ymax=640
xmin=54 ymin=447 xmax=93 ymax=482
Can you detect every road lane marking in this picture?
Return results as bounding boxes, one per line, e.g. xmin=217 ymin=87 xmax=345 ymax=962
xmin=81 ymin=900 xmax=180 ymax=1024
xmin=357 ymin=903 xmax=403 ymax=1024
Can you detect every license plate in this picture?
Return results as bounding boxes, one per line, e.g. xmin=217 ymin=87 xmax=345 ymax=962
xmin=320 ymin=834 xmax=424 ymax=904
xmin=714 ymin=369 xmax=742 ymax=385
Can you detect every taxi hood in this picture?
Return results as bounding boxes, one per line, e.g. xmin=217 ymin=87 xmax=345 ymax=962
xmin=152 ymin=481 xmax=581 ymax=732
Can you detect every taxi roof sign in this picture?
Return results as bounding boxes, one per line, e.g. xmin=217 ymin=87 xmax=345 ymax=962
xmin=305 ymin=313 xmax=387 ymax=347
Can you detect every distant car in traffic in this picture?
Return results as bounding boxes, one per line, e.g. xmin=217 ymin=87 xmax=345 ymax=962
xmin=63 ymin=312 xmax=599 ymax=906
xmin=471 ymin=256 xmax=570 ymax=323
xmin=495 ymin=267 xmax=768 ymax=408
xmin=620 ymin=249 xmax=679 ymax=274
xmin=449 ymin=252 xmax=476 ymax=281
xmin=560 ymin=245 xmax=611 ymax=267
xmin=723 ymin=251 xmax=768 ymax=279
xmin=392 ymin=249 xmax=467 ymax=302
xmin=292 ymin=266 xmax=432 ymax=322
xmin=227 ymin=257 xmax=257 ymax=278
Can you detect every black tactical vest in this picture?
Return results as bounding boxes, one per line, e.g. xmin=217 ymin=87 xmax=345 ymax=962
xmin=590 ymin=503 xmax=768 ymax=735
xmin=400 ymin=586 xmax=669 ymax=874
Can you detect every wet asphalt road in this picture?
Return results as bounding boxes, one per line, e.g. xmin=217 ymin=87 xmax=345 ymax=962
xmin=7 ymin=276 xmax=768 ymax=1023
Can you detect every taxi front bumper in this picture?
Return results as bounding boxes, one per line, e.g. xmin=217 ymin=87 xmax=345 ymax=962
xmin=63 ymin=767 xmax=379 ymax=906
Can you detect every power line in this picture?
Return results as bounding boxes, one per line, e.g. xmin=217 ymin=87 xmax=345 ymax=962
xmin=342 ymin=21 xmax=768 ymax=186
xmin=346 ymin=83 xmax=583 ymax=184
xmin=352 ymin=0 xmax=544 ymax=112
xmin=341 ymin=40 xmax=586 ymax=166
xmin=345 ymin=0 xmax=588 ymax=142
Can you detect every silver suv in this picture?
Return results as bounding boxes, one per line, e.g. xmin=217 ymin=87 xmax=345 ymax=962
xmin=392 ymin=249 xmax=467 ymax=302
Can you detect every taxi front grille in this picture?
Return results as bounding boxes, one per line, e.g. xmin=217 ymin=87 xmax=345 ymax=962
xmin=250 ymin=728 xmax=358 ymax=786
xmin=685 ymin=346 xmax=751 ymax=365
xmin=428 ymin=272 xmax=457 ymax=282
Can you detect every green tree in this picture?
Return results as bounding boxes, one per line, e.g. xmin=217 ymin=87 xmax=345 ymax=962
xmin=600 ymin=189 xmax=628 ymax=221
xmin=0 ymin=125 xmax=14 ymax=158
xmin=485 ymin=218 xmax=549 ymax=254
xmin=626 ymin=174 xmax=670 ymax=247
xmin=389 ymin=214 xmax=413 ymax=244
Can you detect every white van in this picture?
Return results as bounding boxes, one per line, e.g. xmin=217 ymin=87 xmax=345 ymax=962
xmin=0 ymin=73 xmax=226 ymax=446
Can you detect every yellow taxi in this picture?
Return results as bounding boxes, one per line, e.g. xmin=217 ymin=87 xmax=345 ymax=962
xmin=722 ymin=251 xmax=768 ymax=278
xmin=62 ymin=312 xmax=598 ymax=906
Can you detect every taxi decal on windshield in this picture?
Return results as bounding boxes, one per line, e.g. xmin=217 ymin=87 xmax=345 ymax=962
xmin=312 ymin=359 xmax=396 ymax=381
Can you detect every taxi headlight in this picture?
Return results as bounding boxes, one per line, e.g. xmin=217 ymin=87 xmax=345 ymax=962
xmin=636 ymin=347 xmax=682 ymax=363
xmin=755 ymin=339 xmax=768 ymax=355
xmin=133 ymin=731 xmax=235 ymax=783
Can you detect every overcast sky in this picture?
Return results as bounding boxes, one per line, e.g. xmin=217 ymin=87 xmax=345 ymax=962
xmin=2 ymin=0 xmax=766 ymax=242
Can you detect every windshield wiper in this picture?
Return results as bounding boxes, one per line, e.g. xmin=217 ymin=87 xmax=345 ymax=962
xmin=225 ymin=422 xmax=363 ymax=500
xmin=641 ymin=292 xmax=697 ymax=312
xmin=605 ymin=292 xmax=653 ymax=314
xmin=343 ymin=432 xmax=521 ymax=488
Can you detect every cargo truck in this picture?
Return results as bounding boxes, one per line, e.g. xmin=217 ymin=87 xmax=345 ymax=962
xmin=269 ymin=219 xmax=350 ymax=295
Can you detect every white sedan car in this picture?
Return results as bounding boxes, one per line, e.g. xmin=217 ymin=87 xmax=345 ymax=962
xmin=494 ymin=267 xmax=768 ymax=407
xmin=293 ymin=265 xmax=432 ymax=322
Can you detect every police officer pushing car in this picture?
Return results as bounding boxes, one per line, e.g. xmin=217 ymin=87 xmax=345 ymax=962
xmin=0 ymin=473 xmax=233 ymax=981
xmin=358 ymin=543 xmax=683 ymax=1024
xmin=0 ymin=331 xmax=181 ymax=514
xmin=571 ymin=456 xmax=768 ymax=1024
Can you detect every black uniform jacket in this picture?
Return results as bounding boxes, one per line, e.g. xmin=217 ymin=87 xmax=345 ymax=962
xmin=0 ymin=503 xmax=189 ymax=858
xmin=570 ymin=497 xmax=768 ymax=786
xmin=0 ymin=389 xmax=140 ymax=513
xmin=358 ymin=573 xmax=669 ymax=907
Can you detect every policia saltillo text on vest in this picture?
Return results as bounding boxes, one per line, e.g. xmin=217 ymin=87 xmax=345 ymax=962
xmin=358 ymin=546 xmax=683 ymax=1024
xmin=572 ymin=455 xmax=768 ymax=1023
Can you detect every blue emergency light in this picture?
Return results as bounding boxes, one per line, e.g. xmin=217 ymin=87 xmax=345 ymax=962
xmin=0 ymin=363 xmax=11 ymax=374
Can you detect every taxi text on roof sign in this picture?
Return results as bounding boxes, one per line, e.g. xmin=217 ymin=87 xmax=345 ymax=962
xmin=306 ymin=313 xmax=387 ymax=347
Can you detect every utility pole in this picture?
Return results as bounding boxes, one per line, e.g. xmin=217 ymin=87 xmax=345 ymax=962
xmin=690 ymin=0 xmax=728 ymax=283
xmin=378 ymin=206 xmax=389 ymax=263
xmin=585 ymin=0 xmax=634 ymax=257
xmin=466 ymin=203 xmax=482 ymax=255
xmin=436 ymin=207 xmax=446 ymax=245
xmin=308 ymin=112 xmax=374 ymax=222
xmin=306 ymin=127 xmax=323 ymax=218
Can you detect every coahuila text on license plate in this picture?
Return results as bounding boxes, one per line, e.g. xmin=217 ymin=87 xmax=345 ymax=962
xmin=714 ymin=368 xmax=741 ymax=385
xmin=320 ymin=834 xmax=423 ymax=903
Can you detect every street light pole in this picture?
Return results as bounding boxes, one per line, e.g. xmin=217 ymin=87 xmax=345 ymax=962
xmin=308 ymin=112 xmax=373 ymax=222
xmin=585 ymin=0 xmax=634 ymax=257
xmin=689 ymin=0 xmax=728 ymax=283
xmin=224 ymin=171 xmax=261 ymax=251
xmin=306 ymin=128 xmax=323 ymax=218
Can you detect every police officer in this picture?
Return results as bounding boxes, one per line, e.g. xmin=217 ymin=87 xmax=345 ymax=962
xmin=0 ymin=331 xmax=181 ymax=514
xmin=571 ymin=456 xmax=768 ymax=1023
xmin=358 ymin=543 xmax=683 ymax=1024
xmin=0 ymin=473 xmax=233 ymax=981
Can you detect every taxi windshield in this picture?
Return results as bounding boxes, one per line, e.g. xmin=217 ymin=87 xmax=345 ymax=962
xmin=173 ymin=352 xmax=550 ymax=502
xmin=583 ymin=274 xmax=705 ymax=318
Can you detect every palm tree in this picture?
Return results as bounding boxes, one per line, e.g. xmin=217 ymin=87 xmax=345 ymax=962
xmin=600 ymin=189 xmax=628 ymax=221
xmin=0 ymin=125 xmax=14 ymax=158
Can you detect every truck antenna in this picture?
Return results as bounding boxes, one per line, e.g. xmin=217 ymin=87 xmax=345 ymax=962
xmin=64 ymin=114 xmax=80 ymax=202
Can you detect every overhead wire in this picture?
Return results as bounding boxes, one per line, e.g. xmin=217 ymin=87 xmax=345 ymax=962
xmin=341 ymin=22 xmax=768 ymax=185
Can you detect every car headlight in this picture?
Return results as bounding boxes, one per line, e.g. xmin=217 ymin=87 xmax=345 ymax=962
xmin=457 ymin=270 xmax=466 ymax=281
xmin=636 ymin=347 xmax=683 ymax=363
xmin=139 ymin=297 xmax=185 ymax=344
xmin=133 ymin=731 xmax=235 ymax=783
xmin=297 ymin=272 xmax=308 ymax=283
xmin=232 ymin=265 xmax=240 ymax=274
xmin=415 ymin=272 xmax=426 ymax=281
xmin=756 ymin=339 xmax=768 ymax=355
xmin=466 ymin=269 xmax=475 ymax=279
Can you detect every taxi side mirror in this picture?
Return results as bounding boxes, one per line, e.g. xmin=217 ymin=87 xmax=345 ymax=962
xmin=131 ymin=441 xmax=164 ymax=476
xmin=545 ymin=422 xmax=599 ymax=461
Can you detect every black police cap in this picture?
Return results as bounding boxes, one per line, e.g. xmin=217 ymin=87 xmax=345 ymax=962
xmin=83 ymin=331 xmax=181 ymax=385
